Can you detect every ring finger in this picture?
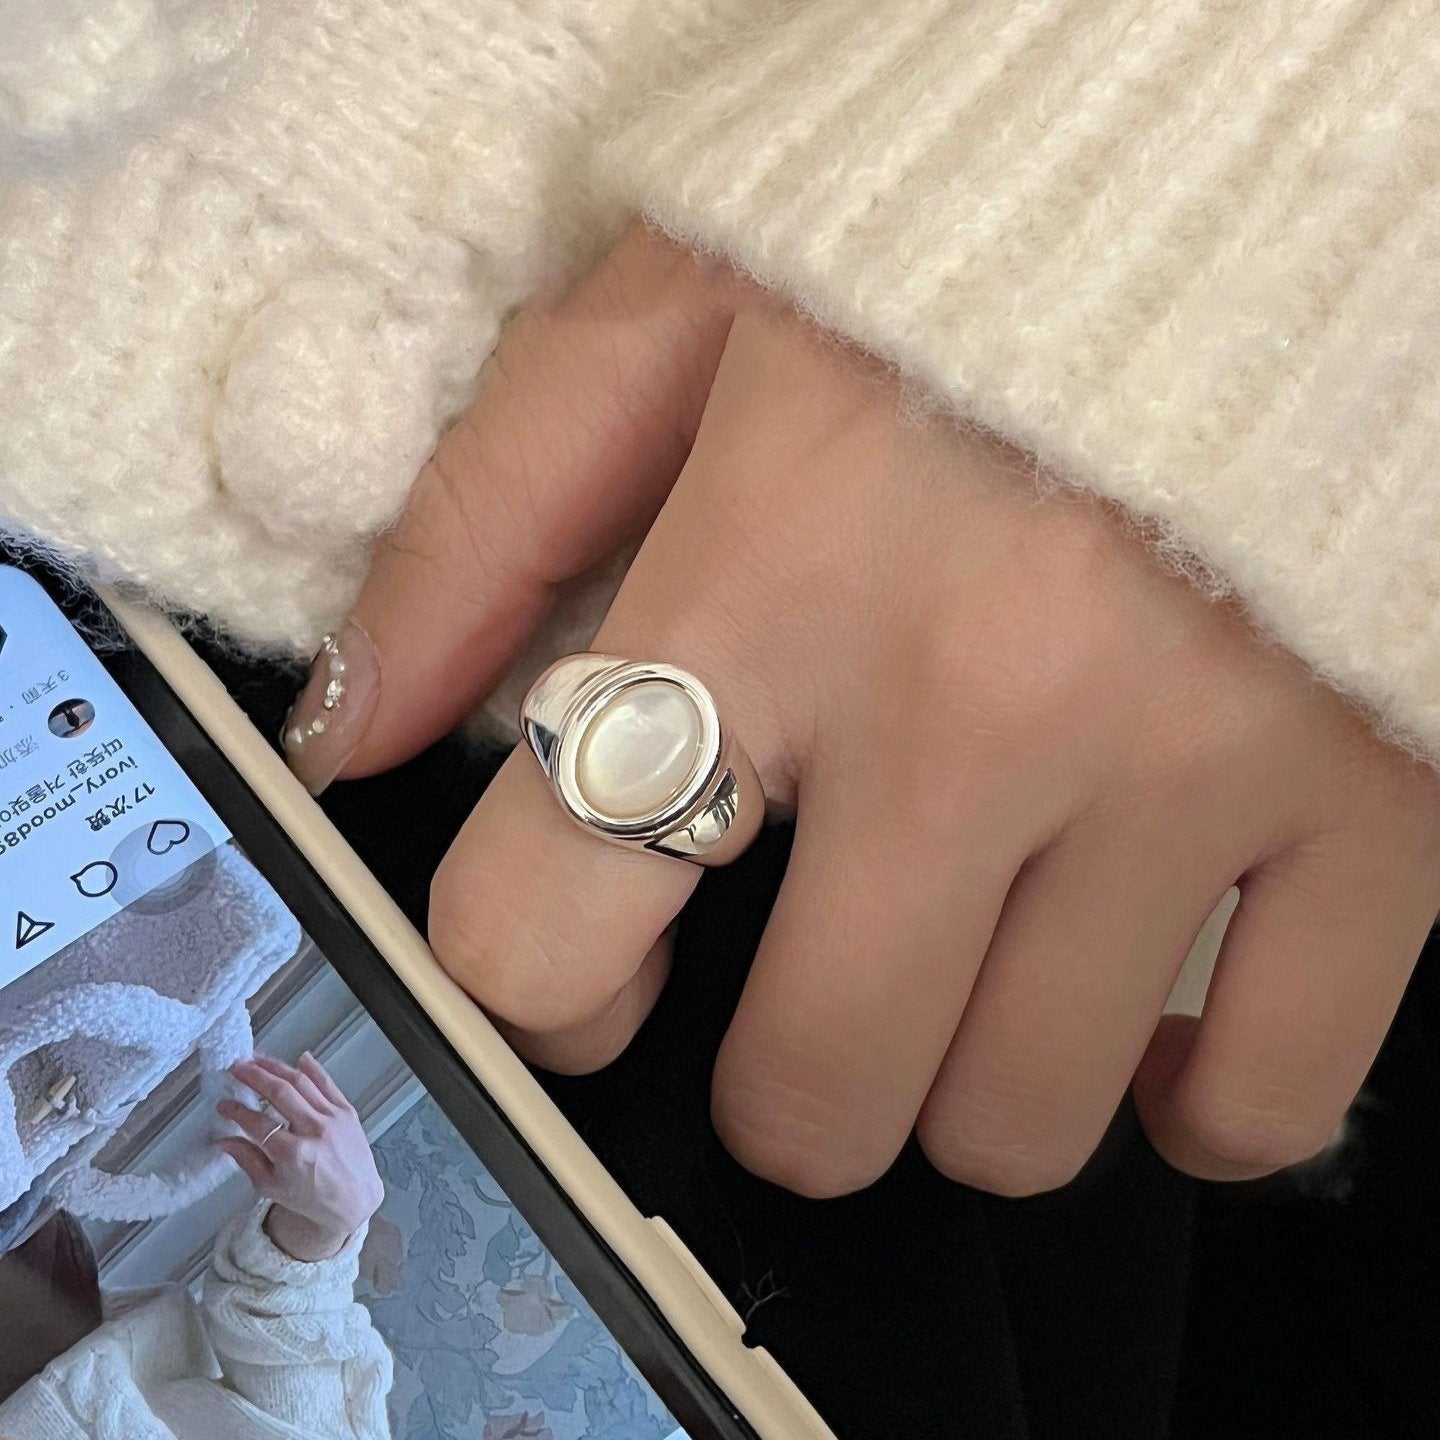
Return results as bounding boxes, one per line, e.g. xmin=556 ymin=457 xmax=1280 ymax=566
xmin=218 ymin=1098 xmax=294 ymax=1153
xmin=915 ymin=816 xmax=1244 ymax=1195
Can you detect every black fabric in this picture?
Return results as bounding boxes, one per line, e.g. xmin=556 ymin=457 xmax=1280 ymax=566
xmin=212 ymin=648 xmax=1437 ymax=1440
xmin=1175 ymin=942 xmax=1440 ymax=1440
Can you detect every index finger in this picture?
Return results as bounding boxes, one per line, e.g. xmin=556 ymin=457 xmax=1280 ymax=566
xmin=282 ymin=226 xmax=738 ymax=794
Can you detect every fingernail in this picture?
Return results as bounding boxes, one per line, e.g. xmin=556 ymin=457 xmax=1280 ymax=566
xmin=281 ymin=619 xmax=380 ymax=795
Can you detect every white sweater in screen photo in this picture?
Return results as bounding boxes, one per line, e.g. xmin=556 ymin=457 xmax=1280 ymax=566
xmin=0 ymin=1201 xmax=392 ymax=1440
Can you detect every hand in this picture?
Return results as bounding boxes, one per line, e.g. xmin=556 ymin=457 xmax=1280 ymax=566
xmin=218 ymin=1053 xmax=384 ymax=1260
xmin=289 ymin=224 xmax=1440 ymax=1198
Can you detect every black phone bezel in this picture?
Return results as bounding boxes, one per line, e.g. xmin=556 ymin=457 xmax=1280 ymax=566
xmin=14 ymin=557 xmax=760 ymax=1440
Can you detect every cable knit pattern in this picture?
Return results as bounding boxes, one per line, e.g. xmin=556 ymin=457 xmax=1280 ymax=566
xmin=0 ymin=0 xmax=763 ymax=659
xmin=201 ymin=1202 xmax=391 ymax=1437
xmin=605 ymin=0 xmax=1440 ymax=763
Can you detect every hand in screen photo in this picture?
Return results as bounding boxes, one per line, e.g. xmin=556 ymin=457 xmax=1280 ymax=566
xmin=219 ymin=1052 xmax=386 ymax=1261
xmin=1 ymin=1046 xmax=394 ymax=1440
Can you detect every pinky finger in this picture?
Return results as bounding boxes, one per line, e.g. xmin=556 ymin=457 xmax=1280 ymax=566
xmin=1136 ymin=847 xmax=1437 ymax=1181
xmin=297 ymin=1052 xmax=350 ymax=1110
xmin=216 ymin=1136 xmax=273 ymax=1190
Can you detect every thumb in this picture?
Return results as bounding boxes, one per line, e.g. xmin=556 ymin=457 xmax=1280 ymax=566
xmin=282 ymin=223 xmax=741 ymax=793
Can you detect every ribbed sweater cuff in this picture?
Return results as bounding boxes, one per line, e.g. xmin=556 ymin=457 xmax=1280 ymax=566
xmin=226 ymin=1200 xmax=368 ymax=1286
xmin=604 ymin=0 xmax=1440 ymax=762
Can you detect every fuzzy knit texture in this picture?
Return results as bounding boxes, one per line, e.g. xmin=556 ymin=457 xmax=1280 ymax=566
xmin=0 ymin=1200 xmax=391 ymax=1439
xmin=2 ymin=0 xmax=1438 ymax=762
xmin=0 ymin=0 xmax=765 ymax=659
xmin=604 ymin=0 xmax=1440 ymax=763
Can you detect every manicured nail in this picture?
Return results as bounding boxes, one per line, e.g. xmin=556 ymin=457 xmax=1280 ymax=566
xmin=281 ymin=620 xmax=380 ymax=796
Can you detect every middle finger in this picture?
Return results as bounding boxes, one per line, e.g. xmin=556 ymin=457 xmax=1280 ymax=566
xmin=711 ymin=738 xmax=1042 ymax=1199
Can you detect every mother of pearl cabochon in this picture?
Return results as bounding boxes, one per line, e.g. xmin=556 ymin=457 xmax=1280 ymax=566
xmin=575 ymin=681 xmax=704 ymax=820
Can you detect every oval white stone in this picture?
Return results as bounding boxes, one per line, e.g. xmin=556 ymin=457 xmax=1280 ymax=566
xmin=576 ymin=682 xmax=703 ymax=821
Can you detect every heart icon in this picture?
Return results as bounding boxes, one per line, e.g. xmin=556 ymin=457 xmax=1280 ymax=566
xmin=145 ymin=820 xmax=192 ymax=856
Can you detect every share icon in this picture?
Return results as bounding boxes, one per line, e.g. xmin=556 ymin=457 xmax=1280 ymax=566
xmin=15 ymin=911 xmax=54 ymax=950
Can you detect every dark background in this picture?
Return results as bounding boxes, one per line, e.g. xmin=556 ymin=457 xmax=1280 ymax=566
xmin=212 ymin=644 xmax=1440 ymax=1440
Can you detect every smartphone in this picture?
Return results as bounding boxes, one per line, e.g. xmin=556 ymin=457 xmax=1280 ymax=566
xmin=0 ymin=558 xmax=833 ymax=1440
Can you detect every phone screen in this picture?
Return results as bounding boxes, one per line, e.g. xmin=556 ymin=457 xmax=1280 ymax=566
xmin=0 ymin=564 xmax=745 ymax=1440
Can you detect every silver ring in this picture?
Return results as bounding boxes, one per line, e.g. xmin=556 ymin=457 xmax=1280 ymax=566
xmin=259 ymin=1119 xmax=287 ymax=1152
xmin=520 ymin=653 xmax=763 ymax=865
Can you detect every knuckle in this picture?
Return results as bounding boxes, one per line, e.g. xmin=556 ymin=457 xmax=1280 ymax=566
xmin=1176 ymin=1087 xmax=1332 ymax=1175
xmin=586 ymin=221 xmax=714 ymax=323
xmin=581 ymin=244 xmax=654 ymax=329
xmin=379 ymin=336 xmax=558 ymax=595
xmin=428 ymin=862 xmax=598 ymax=1034
xmin=712 ymin=1066 xmax=891 ymax=1200
xmin=916 ymin=1116 xmax=1087 ymax=1198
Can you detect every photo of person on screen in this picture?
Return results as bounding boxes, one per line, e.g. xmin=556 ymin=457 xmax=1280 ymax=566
xmin=0 ymin=1052 xmax=394 ymax=1440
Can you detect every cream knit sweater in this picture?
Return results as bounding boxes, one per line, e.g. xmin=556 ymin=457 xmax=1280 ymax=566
xmin=0 ymin=1201 xmax=391 ymax=1439
xmin=2 ymin=0 xmax=1437 ymax=761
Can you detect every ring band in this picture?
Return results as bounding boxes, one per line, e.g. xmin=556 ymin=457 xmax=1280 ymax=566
xmin=520 ymin=654 xmax=763 ymax=865
xmin=259 ymin=1119 xmax=287 ymax=1152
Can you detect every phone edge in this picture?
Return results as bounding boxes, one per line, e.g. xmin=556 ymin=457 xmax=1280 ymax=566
xmin=100 ymin=590 xmax=837 ymax=1440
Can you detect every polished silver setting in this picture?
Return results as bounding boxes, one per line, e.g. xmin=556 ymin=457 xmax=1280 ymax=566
xmin=520 ymin=653 xmax=761 ymax=864
xmin=259 ymin=1119 xmax=287 ymax=1152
